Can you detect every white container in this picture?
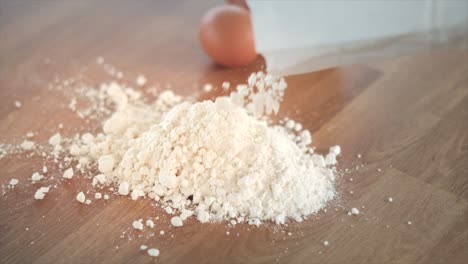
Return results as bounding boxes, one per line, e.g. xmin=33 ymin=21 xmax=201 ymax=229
xmin=247 ymin=0 xmax=468 ymax=76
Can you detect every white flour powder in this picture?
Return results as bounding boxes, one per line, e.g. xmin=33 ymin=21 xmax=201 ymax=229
xmin=68 ymin=72 xmax=339 ymax=225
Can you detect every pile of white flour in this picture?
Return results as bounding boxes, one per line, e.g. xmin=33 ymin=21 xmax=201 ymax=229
xmin=65 ymin=72 xmax=339 ymax=226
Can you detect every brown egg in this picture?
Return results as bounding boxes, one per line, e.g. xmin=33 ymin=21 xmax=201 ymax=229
xmin=199 ymin=5 xmax=257 ymax=67
xmin=227 ymin=0 xmax=249 ymax=10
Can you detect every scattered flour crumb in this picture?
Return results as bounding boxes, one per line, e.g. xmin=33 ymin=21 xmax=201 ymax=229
xmin=325 ymin=145 xmax=341 ymax=165
xmin=164 ymin=207 xmax=174 ymax=215
xmin=132 ymin=219 xmax=144 ymax=230
xmin=34 ymin=187 xmax=50 ymax=200
xmin=170 ymin=216 xmax=183 ymax=227
xmin=96 ymin=57 xmax=104 ymax=64
xmin=118 ymin=181 xmax=129 ymax=195
xmin=98 ymin=155 xmax=114 ymax=173
xmin=48 ymin=133 xmax=61 ymax=146
xmin=294 ymin=123 xmax=302 ymax=132
xmin=20 ymin=140 xmax=35 ymax=150
xmin=31 ymin=172 xmax=44 ymax=182
xmin=104 ymin=194 xmax=110 ymax=200
xmin=285 ymin=119 xmax=295 ymax=130
xmin=221 ymin=82 xmax=230 ymax=90
xmin=330 ymin=145 xmax=341 ymax=155
xmin=147 ymin=248 xmax=160 ymax=257
xmin=179 ymin=209 xmax=193 ymax=220
xmin=76 ymin=192 xmax=86 ymax=203
xmin=93 ymin=174 xmax=107 ymax=185
xmin=140 ymin=245 xmax=148 ymax=251
xmin=203 ymin=83 xmax=213 ymax=92
xmin=146 ymin=219 xmax=155 ymax=228
xmin=95 ymin=193 xmax=102 ymax=199
xmin=388 ymin=197 xmax=393 ymax=202
xmin=160 ymin=230 xmax=165 ymax=235
xmin=63 ymin=168 xmax=74 ymax=179
xmin=196 ymin=210 xmax=209 ymax=223
xmin=323 ymin=240 xmax=329 ymax=246
xmin=14 ymin=100 xmax=22 ymax=108
xmin=69 ymin=98 xmax=77 ymax=111
xmin=136 ymin=75 xmax=147 ymax=86
xmin=9 ymin=178 xmax=19 ymax=186
xmin=351 ymin=208 xmax=360 ymax=215
xmin=407 ymin=221 xmax=412 ymax=225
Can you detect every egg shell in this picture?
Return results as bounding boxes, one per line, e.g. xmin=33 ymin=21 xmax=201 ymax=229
xmin=199 ymin=5 xmax=257 ymax=67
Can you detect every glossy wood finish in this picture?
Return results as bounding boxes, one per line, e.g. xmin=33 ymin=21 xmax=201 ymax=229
xmin=1 ymin=1 xmax=467 ymax=263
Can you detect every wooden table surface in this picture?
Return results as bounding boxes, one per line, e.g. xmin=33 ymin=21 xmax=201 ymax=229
xmin=1 ymin=1 xmax=467 ymax=263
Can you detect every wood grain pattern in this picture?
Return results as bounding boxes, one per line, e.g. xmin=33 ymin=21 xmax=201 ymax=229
xmin=1 ymin=1 xmax=467 ymax=263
